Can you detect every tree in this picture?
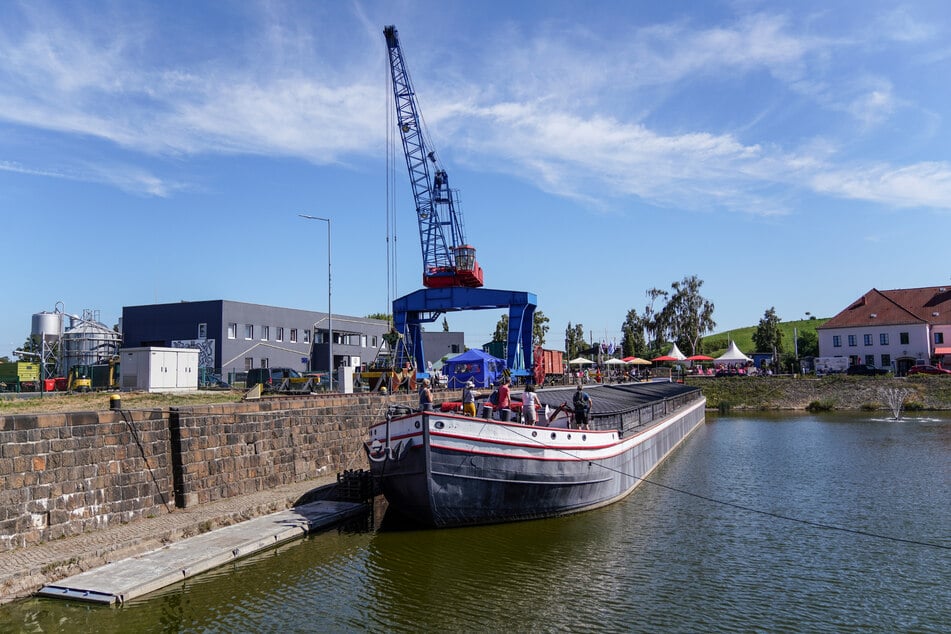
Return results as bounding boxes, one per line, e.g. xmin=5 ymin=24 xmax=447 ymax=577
xmin=795 ymin=329 xmax=818 ymax=358
xmin=752 ymin=307 xmax=784 ymax=355
xmin=620 ymin=309 xmax=646 ymax=358
xmin=493 ymin=311 xmax=550 ymax=347
xmin=564 ymin=322 xmax=586 ymax=359
xmin=366 ymin=312 xmax=391 ymax=322
xmin=643 ymin=287 xmax=669 ymax=356
xmin=661 ymin=275 xmax=716 ymax=356
xmin=533 ymin=311 xmax=549 ymax=347
xmin=493 ymin=315 xmax=508 ymax=343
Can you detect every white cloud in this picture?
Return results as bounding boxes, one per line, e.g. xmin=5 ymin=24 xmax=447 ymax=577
xmin=811 ymin=162 xmax=951 ymax=210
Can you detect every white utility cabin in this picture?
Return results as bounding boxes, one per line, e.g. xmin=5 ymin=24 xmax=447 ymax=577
xmin=120 ymin=346 xmax=199 ymax=392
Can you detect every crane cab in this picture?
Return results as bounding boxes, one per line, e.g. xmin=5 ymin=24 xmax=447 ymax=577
xmin=423 ymin=246 xmax=484 ymax=288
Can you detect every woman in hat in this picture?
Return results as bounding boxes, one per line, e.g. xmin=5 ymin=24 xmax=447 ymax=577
xmin=462 ymin=380 xmax=477 ymax=417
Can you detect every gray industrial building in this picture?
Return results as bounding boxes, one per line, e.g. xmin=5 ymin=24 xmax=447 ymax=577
xmin=121 ymin=300 xmax=464 ymax=381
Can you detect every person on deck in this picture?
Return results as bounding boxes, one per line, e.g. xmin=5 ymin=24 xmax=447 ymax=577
xmin=462 ymin=380 xmax=477 ymax=416
xmin=521 ymin=384 xmax=541 ymax=425
xmin=573 ymin=384 xmax=592 ymax=430
xmin=497 ymin=378 xmax=511 ymax=420
xmin=419 ymin=378 xmax=433 ymax=412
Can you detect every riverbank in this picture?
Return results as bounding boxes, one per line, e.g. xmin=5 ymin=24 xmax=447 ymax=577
xmin=4 ymin=375 xmax=951 ymax=415
xmin=688 ymin=374 xmax=951 ymax=411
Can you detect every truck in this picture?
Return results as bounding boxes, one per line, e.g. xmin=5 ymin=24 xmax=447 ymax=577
xmin=0 ymin=362 xmax=41 ymax=392
xmin=813 ymin=356 xmax=849 ymax=375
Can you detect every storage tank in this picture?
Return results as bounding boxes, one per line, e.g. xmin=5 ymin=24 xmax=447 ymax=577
xmin=61 ymin=315 xmax=122 ymax=376
xmin=31 ymin=311 xmax=64 ymax=344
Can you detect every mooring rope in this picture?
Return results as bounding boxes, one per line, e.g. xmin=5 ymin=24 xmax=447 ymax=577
xmin=499 ymin=423 xmax=950 ymax=552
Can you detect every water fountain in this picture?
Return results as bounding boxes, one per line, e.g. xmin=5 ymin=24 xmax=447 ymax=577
xmin=880 ymin=387 xmax=913 ymax=420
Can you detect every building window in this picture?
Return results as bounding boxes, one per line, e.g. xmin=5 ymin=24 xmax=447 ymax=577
xmin=198 ymin=323 xmax=207 ymax=340
xmin=244 ymin=357 xmax=254 ymax=370
xmin=832 ymin=335 xmax=841 ymax=348
xmin=245 ymin=324 xmax=254 ymax=340
xmin=361 ymin=335 xmax=367 ymax=347
xmin=372 ymin=336 xmax=378 ymax=348
xmin=276 ymin=327 xmax=284 ymax=342
xmin=304 ymin=329 xmax=311 ymax=344
xmin=261 ymin=358 xmax=269 ymax=368
xmin=863 ymin=334 xmax=872 ymax=346
xmin=880 ymin=333 xmax=889 ymax=345
xmin=865 ymin=354 xmax=875 ymax=366
xmin=881 ymin=354 xmax=891 ymax=368
xmin=900 ymin=332 xmax=909 ymax=345
xmin=451 ymin=344 xmax=461 ymax=353
xmin=261 ymin=326 xmax=269 ymax=341
xmin=848 ymin=335 xmax=856 ymax=347
xmin=936 ymin=333 xmax=945 ymax=344
xmin=290 ymin=328 xmax=298 ymax=343
xmin=228 ymin=323 xmax=237 ymax=339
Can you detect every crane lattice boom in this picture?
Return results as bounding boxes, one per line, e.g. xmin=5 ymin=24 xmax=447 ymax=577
xmin=384 ymin=25 xmax=484 ymax=289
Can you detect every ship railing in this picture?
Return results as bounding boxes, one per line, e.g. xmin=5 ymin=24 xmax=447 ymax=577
xmin=617 ymin=387 xmax=703 ymax=437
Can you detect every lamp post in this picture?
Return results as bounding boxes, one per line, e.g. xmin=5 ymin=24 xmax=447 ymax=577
xmin=299 ymin=214 xmax=333 ymax=391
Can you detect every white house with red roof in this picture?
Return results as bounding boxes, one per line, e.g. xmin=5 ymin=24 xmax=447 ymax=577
xmin=817 ymin=286 xmax=951 ymax=375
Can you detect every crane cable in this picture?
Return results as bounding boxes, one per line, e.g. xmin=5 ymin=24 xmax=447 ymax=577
xmin=500 ymin=422 xmax=950 ymax=552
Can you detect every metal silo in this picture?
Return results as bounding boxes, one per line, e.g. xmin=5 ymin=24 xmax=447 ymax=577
xmin=61 ymin=310 xmax=121 ymax=378
xmin=30 ymin=308 xmax=66 ymax=379
xmin=31 ymin=311 xmax=65 ymax=343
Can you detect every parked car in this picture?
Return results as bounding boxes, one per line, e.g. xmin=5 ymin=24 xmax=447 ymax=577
xmin=845 ymin=365 xmax=888 ymax=376
xmin=246 ymin=367 xmax=303 ymax=388
xmin=906 ymin=364 xmax=951 ymax=376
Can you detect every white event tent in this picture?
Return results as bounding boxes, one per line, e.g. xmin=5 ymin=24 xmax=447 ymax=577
xmin=715 ymin=341 xmax=752 ymax=364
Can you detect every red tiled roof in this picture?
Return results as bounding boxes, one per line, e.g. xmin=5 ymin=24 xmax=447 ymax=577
xmin=820 ymin=286 xmax=951 ymax=329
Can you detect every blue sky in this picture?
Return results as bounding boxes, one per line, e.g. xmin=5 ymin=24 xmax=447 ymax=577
xmin=2 ymin=0 xmax=951 ymax=359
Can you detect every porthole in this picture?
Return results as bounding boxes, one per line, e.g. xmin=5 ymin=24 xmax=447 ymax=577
xmin=415 ymin=420 xmax=421 ymax=429
xmin=434 ymin=421 xmax=444 ymax=430
xmin=582 ymin=434 xmax=587 ymax=441
xmin=550 ymin=432 xmax=557 ymax=440
xmin=531 ymin=431 xmax=537 ymax=437
xmin=567 ymin=434 xmax=572 ymax=440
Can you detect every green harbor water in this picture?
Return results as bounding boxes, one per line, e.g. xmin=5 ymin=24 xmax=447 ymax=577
xmin=2 ymin=412 xmax=949 ymax=633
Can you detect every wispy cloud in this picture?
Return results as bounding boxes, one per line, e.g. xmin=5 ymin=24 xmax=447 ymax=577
xmin=0 ymin=2 xmax=947 ymax=215
xmin=811 ymin=162 xmax=951 ymax=210
xmin=0 ymin=159 xmax=183 ymax=197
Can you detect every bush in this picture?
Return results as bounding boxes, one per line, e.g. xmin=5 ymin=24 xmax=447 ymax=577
xmin=806 ymin=399 xmax=834 ymax=412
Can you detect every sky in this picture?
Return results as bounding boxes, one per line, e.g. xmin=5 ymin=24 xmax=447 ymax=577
xmin=2 ymin=0 xmax=951 ymax=359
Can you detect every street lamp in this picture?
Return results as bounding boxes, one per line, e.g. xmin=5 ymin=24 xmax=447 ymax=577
xmin=299 ymin=214 xmax=333 ymax=391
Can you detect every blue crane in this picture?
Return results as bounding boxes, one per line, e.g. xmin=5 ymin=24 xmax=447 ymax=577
xmin=384 ymin=25 xmax=483 ymax=289
xmin=383 ymin=25 xmax=536 ymax=380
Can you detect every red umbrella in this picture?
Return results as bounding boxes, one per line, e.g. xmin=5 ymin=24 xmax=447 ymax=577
xmin=652 ymin=355 xmax=679 ymax=362
xmin=686 ymin=355 xmax=714 ymax=361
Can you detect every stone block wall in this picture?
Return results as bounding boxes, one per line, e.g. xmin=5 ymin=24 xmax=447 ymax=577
xmin=0 ymin=392 xmax=418 ymax=552
xmin=168 ymin=393 xmax=416 ymax=507
xmin=0 ymin=409 xmax=173 ymax=551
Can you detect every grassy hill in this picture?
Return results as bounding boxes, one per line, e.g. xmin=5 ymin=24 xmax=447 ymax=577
xmin=701 ymin=317 xmax=828 ymax=356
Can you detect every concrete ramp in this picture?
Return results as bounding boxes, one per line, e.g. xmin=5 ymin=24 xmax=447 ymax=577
xmin=37 ymin=499 xmax=364 ymax=605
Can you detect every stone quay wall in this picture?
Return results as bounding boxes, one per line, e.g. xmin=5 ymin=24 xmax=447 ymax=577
xmin=0 ymin=393 xmax=417 ymax=552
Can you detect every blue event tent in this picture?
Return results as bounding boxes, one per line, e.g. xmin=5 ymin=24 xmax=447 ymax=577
xmin=443 ymin=349 xmax=506 ymax=389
